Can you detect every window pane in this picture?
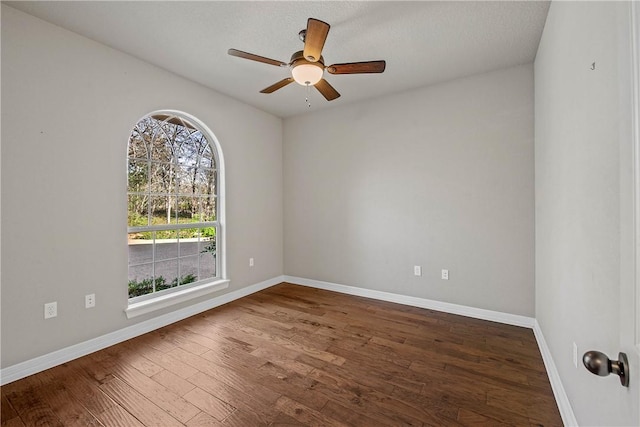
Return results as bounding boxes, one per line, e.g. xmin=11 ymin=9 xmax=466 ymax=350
xmin=179 ymin=135 xmax=208 ymax=166
xmin=176 ymin=165 xmax=195 ymax=195
xmin=177 ymin=196 xmax=198 ymax=224
xmin=202 ymin=195 xmax=216 ymax=221
xmin=193 ymin=198 xmax=205 ymax=222
xmin=128 ymin=264 xmax=154 ymax=298
xmin=200 ymin=227 xmax=216 ymax=244
xmin=199 ymin=252 xmax=216 ymax=280
xmin=199 ymin=168 xmax=216 ymax=196
xmin=179 ymin=227 xmax=199 ymax=240
xmin=128 ymin=132 xmax=149 ymax=160
xmin=200 ymin=148 xmax=214 ymax=170
xmin=199 ymin=232 xmax=216 ymax=279
xmin=158 ymin=124 xmax=179 ymax=157
xmin=150 ymin=162 xmax=176 ymax=196
xmin=179 ymin=256 xmax=199 ymax=285
xmin=200 ymin=156 xmax=214 ymax=171
xmin=149 ymin=195 xmax=177 ymax=225
xmin=154 ymin=258 xmax=178 ymax=290
xmin=128 ymin=159 xmax=149 ymax=193
xmin=175 ymin=128 xmax=192 ymax=152
xmin=150 ymin=135 xmax=173 ymax=163
xmin=155 ymin=230 xmax=178 ymax=260
xmin=128 ymin=194 xmax=149 ymax=227
xmin=128 ymin=235 xmax=153 ymax=265
xmin=179 ymin=230 xmax=199 ymax=256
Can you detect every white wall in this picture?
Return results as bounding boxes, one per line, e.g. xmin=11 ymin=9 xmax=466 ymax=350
xmin=535 ymin=2 xmax=638 ymax=425
xmin=284 ymin=64 xmax=535 ymax=317
xmin=1 ymin=5 xmax=283 ymax=368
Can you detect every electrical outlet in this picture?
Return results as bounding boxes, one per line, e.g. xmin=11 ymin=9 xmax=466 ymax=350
xmin=85 ymin=293 xmax=95 ymax=308
xmin=249 ymin=257 xmax=254 ymax=267
xmin=414 ymin=266 xmax=422 ymax=276
xmin=573 ymin=342 xmax=578 ymax=368
xmin=441 ymin=269 xmax=449 ymax=280
xmin=44 ymin=302 xmax=57 ymax=319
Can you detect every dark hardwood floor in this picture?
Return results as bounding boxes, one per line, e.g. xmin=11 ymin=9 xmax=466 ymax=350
xmin=1 ymin=283 xmax=562 ymax=426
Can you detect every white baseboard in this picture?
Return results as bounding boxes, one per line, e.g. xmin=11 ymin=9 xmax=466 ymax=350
xmin=0 ymin=275 xmax=285 ymax=386
xmin=283 ymin=275 xmax=535 ymax=328
xmin=533 ymin=320 xmax=578 ymax=426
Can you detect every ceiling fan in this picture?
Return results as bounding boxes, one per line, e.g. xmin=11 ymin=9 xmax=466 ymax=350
xmin=228 ymin=18 xmax=386 ymax=102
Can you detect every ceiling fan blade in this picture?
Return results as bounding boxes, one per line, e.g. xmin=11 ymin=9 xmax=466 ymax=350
xmin=260 ymin=78 xmax=295 ymax=94
xmin=303 ymin=18 xmax=330 ymax=62
xmin=326 ymin=61 xmax=386 ymax=75
xmin=228 ymin=48 xmax=287 ymax=67
xmin=315 ymin=79 xmax=340 ymax=101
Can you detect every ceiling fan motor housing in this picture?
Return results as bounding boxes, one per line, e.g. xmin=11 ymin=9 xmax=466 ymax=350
xmin=290 ymin=50 xmax=324 ymax=85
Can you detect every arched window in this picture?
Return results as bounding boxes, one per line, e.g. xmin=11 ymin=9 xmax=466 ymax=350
xmin=126 ymin=111 xmax=226 ymax=316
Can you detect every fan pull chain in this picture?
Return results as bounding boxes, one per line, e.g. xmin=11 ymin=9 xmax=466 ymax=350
xmin=305 ymin=83 xmax=311 ymax=108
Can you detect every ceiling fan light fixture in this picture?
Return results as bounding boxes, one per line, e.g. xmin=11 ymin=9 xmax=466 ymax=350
xmin=291 ymin=62 xmax=323 ymax=86
xmin=228 ymin=19 xmax=385 ymax=102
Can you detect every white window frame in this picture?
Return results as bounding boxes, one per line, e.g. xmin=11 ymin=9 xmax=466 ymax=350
xmin=125 ymin=110 xmax=228 ymax=318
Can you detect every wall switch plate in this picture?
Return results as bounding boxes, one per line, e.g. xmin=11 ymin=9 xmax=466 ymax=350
xmin=573 ymin=342 xmax=578 ymax=368
xmin=44 ymin=302 xmax=57 ymax=319
xmin=414 ymin=266 xmax=422 ymax=276
xmin=441 ymin=269 xmax=449 ymax=280
xmin=249 ymin=258 xmax=254 ymax=267
xmin=85 ymin=293 xmax=95 ymax=308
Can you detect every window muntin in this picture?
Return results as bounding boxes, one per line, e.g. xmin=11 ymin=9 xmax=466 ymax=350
xmin=127 ymin=113 xmax=220 ymax=302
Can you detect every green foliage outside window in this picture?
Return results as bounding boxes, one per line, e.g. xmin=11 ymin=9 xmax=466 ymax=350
xmin=128 ymin=274 xmax=197 ymax=298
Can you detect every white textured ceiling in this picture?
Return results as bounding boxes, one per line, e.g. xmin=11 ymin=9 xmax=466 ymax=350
xmin=6 ymin=1 xmax=550 ymax=118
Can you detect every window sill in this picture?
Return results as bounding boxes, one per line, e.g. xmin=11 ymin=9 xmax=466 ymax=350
xmin=125 ymin=279 xmax=230 ymax=319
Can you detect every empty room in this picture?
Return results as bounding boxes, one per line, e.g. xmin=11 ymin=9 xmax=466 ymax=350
xmin=1 ymin=1 xmax=639 ymax=426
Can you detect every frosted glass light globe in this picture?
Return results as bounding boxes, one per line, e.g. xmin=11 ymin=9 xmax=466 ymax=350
xmin=292 ymin=63 xmax=323 ymax=86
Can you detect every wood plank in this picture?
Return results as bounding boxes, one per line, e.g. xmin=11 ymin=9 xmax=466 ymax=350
xmin=269 ymin=411 xmax=306 ymax=426
xmin=1 ymin=393 xmax=19 ymax=421
xmin=46 ymin=363 xmax=116 ymax=415
xmin=4 ymin=386 xmax=64 ymax=427
xmin=182 ymin=387 xmax=235 ymax=421
xmin=320 ymin=399 xmax=393 ymax=427
xmin=169 ymin=347 xmax=278 ymax=402
xmin=291 ymin=358 xmax=427 ymax=426
xmin=132 ymin=343 xmax=200 ymax=379
xmin=124 ymin=351 xmax=165 ymax=377
xmin=149 ymin=328 xmax=210 ymax=356
xmin=274 ymin=396 xmax=348 ymax=427
xmin=1 ymin=418 xmax=26 ymax=427
xmin=99 ymin=378 xmax=182 ymax=427
xmin=150 ymin=369 xmax=196 ymax=396
xmin=187 ymin=371 xmax=280 ymax=425
xmin=34 ymin=379 xmax=104 ymax=426
xmin=110 ymin=362 xmax=200 ymax=423
xmin=457 ymin=408 xmax=511 ymax=426
xmin=299 ymin=354 xmax=397 ymax=396
xmin=255 ymin=361 xmax=330 ymax=412
xmin=231 ymin=323 xmax=347 ymax=366
xmin=95 ymin=404 xmax=146 ymax=427
xmin=391 ymin=385 xmax=462 ymax=425
xmin=184 ymin=411 xmax=223 ymax=426
xmin=218 ymin=409 xmax=269 ymax=427
xmin=71 ymin=353 xmax=117 ymax=384
xmin=487 ymin=387 xmax=559 ymax=421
